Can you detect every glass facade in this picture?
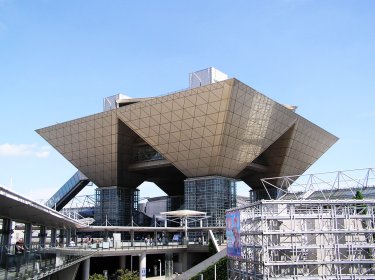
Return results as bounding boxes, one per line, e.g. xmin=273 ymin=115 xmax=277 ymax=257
xmin=45 ymin=171 xmax=90 ymax=210
xmin=94 ymin=187 xmax=139 ymax=226
xmin=184 ymin=176 xmax=236 ymax=227
xmin=166 ymin=196 xmax=184 ymax=212
xmin=132 ymin=144 xmax=164 ymax=162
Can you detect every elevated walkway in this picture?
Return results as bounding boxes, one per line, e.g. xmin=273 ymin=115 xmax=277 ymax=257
xmin=46 ymin=171 xmax=90 ymax=211
xmin=0 ymin=244 xmax=94 ymax=280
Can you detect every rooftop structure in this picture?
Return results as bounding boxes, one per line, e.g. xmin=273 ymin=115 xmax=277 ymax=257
xmin=37 ymin=68 xmax=338 ymax=226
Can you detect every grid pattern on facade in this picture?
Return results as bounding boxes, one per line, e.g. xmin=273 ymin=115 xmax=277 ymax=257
xmin=36 ymin=111 xmax=118 ymax=187
xmin=116 ymin=79 xmax=337 ymax=180
xmin=166 ymin=196 xmax=184 ymax=212
xmin=94 ymin=187 xmax=139 ymax=226
xmin=227 ymin=200 xmax=375 ymax=279
xmin=185 ymin=177 xmax=236 ymax=227
xmin=37 ymin=78 xmax=337 ymax=190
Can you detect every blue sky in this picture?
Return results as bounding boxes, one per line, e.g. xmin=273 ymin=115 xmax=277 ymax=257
xmin=0 ymin=0 xmax=374 ymax=201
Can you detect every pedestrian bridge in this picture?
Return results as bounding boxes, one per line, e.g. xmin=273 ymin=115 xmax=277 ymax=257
xmin=0 ymin=241 xmax=209 ymax=280
xmin=0 ymin=185 xmax=221 ymax=280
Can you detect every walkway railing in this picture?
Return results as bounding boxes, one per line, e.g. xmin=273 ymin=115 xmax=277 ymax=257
xmin=0 ymin=240 xmax=210 ymax=279
xmin=0 ymin=244 xmax=92 ymax=280
xmin=56 ymin=240 xmax=208 ymax=253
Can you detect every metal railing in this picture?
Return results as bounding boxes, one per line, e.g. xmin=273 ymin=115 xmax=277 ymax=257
xmin=57 ymin=240 xmax=208 ymax=252
xmin=0 ymin=244 xmax=91 ymax=280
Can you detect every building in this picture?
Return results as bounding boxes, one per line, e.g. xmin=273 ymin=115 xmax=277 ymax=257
xmin=227 ymin=168 xmax=375 ymax=279
xmin=37 ymin=67 xmax=337 ymax=227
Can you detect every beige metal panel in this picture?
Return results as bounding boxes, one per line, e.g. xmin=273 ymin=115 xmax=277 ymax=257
xmin=278 ymin=117 xmax=338 ymax=177
xmin=36 ymin=111 xmax=118 ymax=187
xmin=218 ymin=79 xmax=298 ymax=177
xmin=116 ymin=80 xmax=233 ymax=177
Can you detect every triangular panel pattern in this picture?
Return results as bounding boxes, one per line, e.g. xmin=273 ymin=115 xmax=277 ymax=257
xmin=278 ymin=117 xmax=338 ymax=177
xmin=218 ymin=80 xmax=298 ymax=177
xmin=36 ymin=111 xmax=118 ymax=187
xmin=116 ymin=80 xmax=233 ymax=177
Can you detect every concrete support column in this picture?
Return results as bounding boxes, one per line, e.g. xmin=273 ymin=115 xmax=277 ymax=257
xmin=165 ymin=253 xmax=173 ymax=278
xmin=55 ymin=251 xmax=63 ymax=267
xmin=82 ymin=258 xmax=90 ymax=280
xmin=139 ymin=252 xmax=146 ymax=280
xmin=24 ymin=223 xmax=32 ymax=249
xmin=180 ymin=252 xmax=188 ymax=271
xmin=130 ymin=231 xmax=134 ymax=247
xmin=0 ymin=218 xmax=12 ymax=247
xmin=119 ymin=255 xmax=126 ymax=270
xmin=39 ymin=225 xmax=46 ymax=248
xmin=71 ymin=228 xmax=77 ymax=244
xmin=66 ymin=229 xmax=71 ymax=247
xmin=50 ymin=228 xmax=57 ymax=247
xmin=59 ymin=229 xmax=65 ymax=247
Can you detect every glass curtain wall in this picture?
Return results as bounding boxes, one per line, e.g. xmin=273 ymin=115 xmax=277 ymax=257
xmin=184 ymin=176 xmax=236 ymax=227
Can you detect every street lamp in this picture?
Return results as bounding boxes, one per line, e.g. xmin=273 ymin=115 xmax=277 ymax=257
xmin=158 ymin=259 xmax=161 ymax=277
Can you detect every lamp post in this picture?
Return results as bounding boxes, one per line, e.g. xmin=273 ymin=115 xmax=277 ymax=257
xmin=158 ymin=259 xmax=161 ymax=277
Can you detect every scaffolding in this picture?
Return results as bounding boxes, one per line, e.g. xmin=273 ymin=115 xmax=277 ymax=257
xmin=227 ymin=168 xmax=375 ymax=279
xmin=228 ymin=199 xmax=375 ymax=279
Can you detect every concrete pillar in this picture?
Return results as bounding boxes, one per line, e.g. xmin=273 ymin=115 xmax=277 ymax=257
xmin=39 ymin=226 xmax=46 ymax=248
xmin=139 ymin=252 xmax=146 ymax=280
xmin=120 ymin=255 xmax=126 ymax=270
xmin=66 ymin=229 xmax=71 ymax=247
xmin=55 ymin=251 xmax=63 ymax=267
xmin=1 ymin=217 xmax=12 ymax=276
xmin=82 ymin=258 xmax=90 ymax=280
xmin=59 ymin=229 xmax=65 ymax=247
xmin=130 ymin=231 xmax=134 ymax=247
xmin=71 ymin=228 xmax=77 ymax=243
xmin=50 ymin=228 xmax=57 ymax=247
xmin=180 ymin=252 xmax=188 ymax=271
xmin=165 ymin=253 xmax=173 ymax=278
xmin=24 ymin=223 xmax=32 ymax=249
xmin=0 ymin=218 xmax=12 ymax=247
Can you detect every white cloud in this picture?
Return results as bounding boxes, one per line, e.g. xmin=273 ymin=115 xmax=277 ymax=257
xmin=0 ymin=143 xmax=51 ymax=158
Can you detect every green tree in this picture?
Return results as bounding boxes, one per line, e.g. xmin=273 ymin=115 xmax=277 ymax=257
xmin=355 ymin=190 xmax=364 ymax=200
xmin=116 ymin=269 xmax=139 ymax=280
xmin=89 ymin=274 xmax=106 ymax=280
xmin=354 ymin=190 xmax=367 ymax=214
